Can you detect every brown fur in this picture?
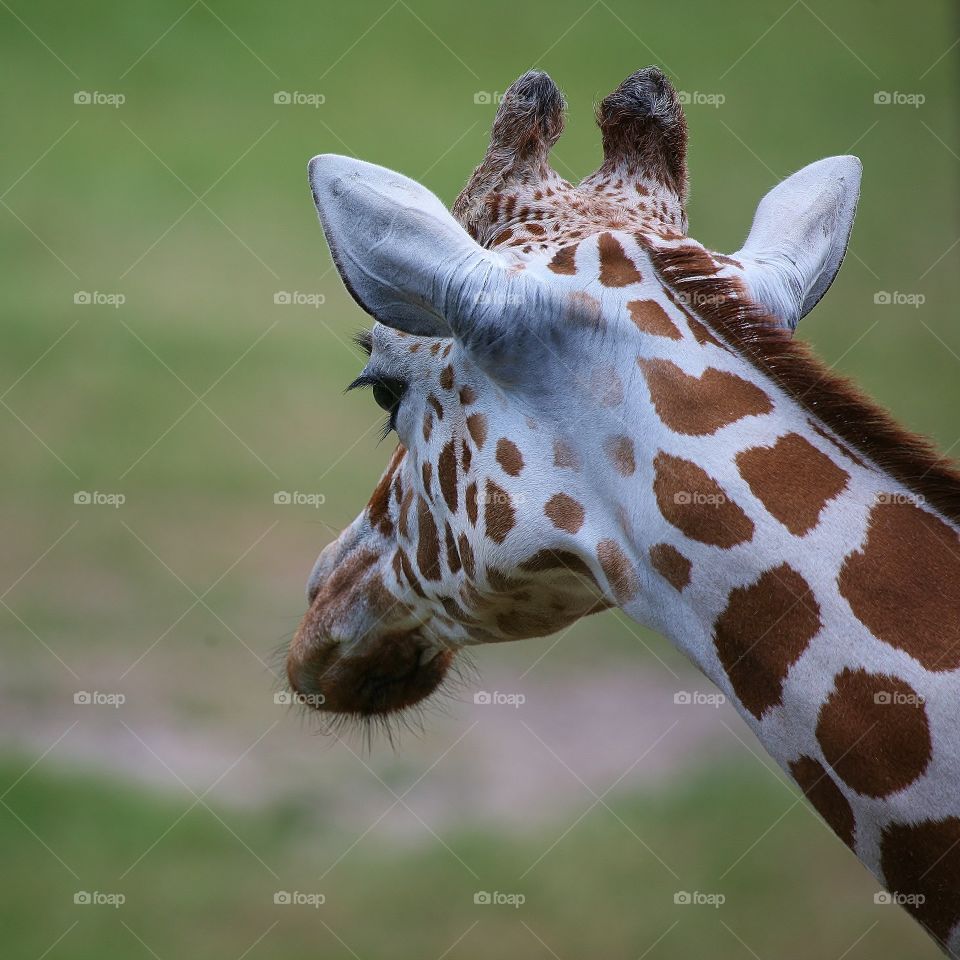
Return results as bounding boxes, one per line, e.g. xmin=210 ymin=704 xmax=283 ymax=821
xmin=713 ymin=563 xmax=821 ymax=719
xmin=815 ymin=667 xmax=931 ymax=799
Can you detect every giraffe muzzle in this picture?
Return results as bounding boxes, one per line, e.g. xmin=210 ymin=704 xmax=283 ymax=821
xmin=285 ymin=629 xmax=455 ymax=717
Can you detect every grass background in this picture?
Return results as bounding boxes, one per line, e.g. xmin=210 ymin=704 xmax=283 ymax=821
xmin=1 ymin=0 xmax=957 ymax=957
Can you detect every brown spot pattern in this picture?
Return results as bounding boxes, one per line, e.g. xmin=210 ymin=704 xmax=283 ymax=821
xmin=367 ymin=445 xmax=405 ymax=536
xmin=839 ymin=501 xmax=960 ymax=670
xmin=627 ymin=299 xmax=681 ymax=339
xmin=649 ymin=543 xmax=691 ymax=591
xmin=605 ymin=435 xmax=635 ymax=476
xmin=598 ymin=233 xmax=642 ymax=287
xmin=548 ymin=243 xmax=579 ymax=275
xmin=653 ymin=452 xmax=754 ymax=547
xmin=520 ymin=549 xmax=599 ymax=588
xmin=736 ymin=433 xmax=849 ymax=536
xmin=398 ymin=488 xmax=413 ymax=539
xmin=416 ymin=497 xmax=441 ymax=581
xmin=881 ymin=817 xmax=960 ymax=945
xmin=438 ymin=439 xmax=458 ymax=512
xmin=687 ymin=314 xmax=726 ymax=349
xmin=640 ymin=359 xmax=773 ymax=435
xmin=444 ymin=523 xmax=461 ymax=574
xmin=439 ymin=365 xmax=454 ymax=390
xmin=485 ymin=479 xmax=515 ymax=543
xmin=544 ymin=493 xmax=585 ymax=534
xmin=597 ymin=539 xmax=638 ymax=603
xmin=459 ymin=385 xmax=476 ymax=405
xmin=713 ymin=564 xmax=821 ymax=719
xmin=816 ymin=668 xmax=931 ymax=798
xmin=465 ymin=482 xmax=478 ymax=525
xmin=495 ymin=438 xmax=524 ymax=476
xmin=457 ymin=532 xmax=475 ymax=580
xmin=467 ymin=413 xmax=488 ymax=449
xmin=397 ymin=548 xmax=426 ymax=598
xmin=589 ymin=367 xmax=624 ymax=407
xmin=553 ymin=439 xmax=580 ymax=471
xmin=788 ymin=755 xmax=855 ymax=848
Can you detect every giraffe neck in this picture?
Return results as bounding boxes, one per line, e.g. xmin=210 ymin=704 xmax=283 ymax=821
xmin=582 ymin=272 xmax=960 ymax=940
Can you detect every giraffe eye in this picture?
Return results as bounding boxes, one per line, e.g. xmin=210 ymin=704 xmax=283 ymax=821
xmin=371 ymin=377 xmax=407 ymax=419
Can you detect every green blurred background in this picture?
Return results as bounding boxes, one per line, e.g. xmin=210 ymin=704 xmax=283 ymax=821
xmin=2 ymin=1 xmax=957 ymax=957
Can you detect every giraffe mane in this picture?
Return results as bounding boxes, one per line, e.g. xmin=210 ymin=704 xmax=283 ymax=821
xmin=641 ymin=237 xmax=960 ymax=527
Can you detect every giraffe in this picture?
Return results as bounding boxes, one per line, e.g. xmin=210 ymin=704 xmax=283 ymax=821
xmin=289 ymin=68 xmax=960 ymax=954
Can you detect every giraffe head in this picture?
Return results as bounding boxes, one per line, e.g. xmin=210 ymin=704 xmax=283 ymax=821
xmin=286 ymin=68 xmax=861 ymax=723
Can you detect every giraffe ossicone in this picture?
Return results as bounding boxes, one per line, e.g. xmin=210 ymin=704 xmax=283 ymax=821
xmin=289 ymin=67 xmax=960 ymax=955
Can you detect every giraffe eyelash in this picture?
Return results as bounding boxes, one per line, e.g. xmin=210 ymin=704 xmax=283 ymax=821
xmin=346 ymin=372 xmax=408 ymax=439
xmin=352 ymin=329 xmax=373 ymax=356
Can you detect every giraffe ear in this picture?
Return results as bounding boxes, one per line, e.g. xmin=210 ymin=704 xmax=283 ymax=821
xmin=308 ymin=154 xmax=511 ymax=342
xmin=730 ymin=156 xmax=861 ymax=331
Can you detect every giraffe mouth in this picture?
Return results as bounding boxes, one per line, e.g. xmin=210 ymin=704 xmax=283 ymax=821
xmin=286 ymin=631 xmax=456 ymax=718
